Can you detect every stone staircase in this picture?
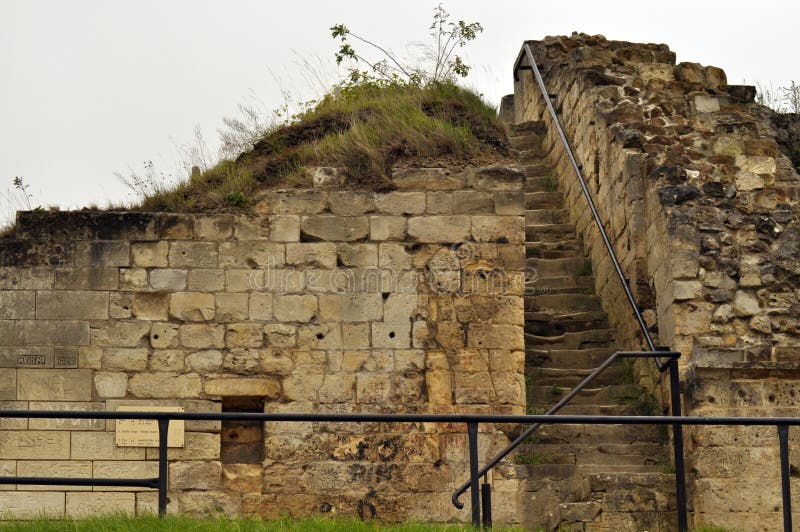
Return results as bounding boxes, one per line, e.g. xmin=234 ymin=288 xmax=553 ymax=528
xmin=496 ymin=122 xmax=677 ymax=531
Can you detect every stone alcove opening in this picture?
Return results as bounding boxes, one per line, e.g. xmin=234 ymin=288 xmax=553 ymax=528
xmin=221 ymin=396 xmax=265 ymax=464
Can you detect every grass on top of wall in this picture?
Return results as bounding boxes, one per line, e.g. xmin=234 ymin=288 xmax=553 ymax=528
xmin=137 ymin=81 xmax=511 ymax=213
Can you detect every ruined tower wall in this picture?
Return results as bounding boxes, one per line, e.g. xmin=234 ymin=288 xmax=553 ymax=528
xmin=0 ymin=169 xmax=526 ymax=520
xmin=513 ymin=33 xmax=800 ymax=529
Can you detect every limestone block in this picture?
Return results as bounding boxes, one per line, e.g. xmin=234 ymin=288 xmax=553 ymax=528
xmin=494 ymin=192 xmax=525 ymax=215
xmin=17 ymin=460 xmax=91 ymax=491
xmin=93 ymin=460 xmax=158 ymax=491
xmin=636 ymin=63 xmax=674 ymax=82
xmin=372 ymin=321 xmax=411 ymax=349
xmin=705 ymin=65 xmax=727 ymax=93
xmin=0 ymin=320 xmax=89 ymax=346
xmin=0 ymin=290 xmax=34 ymax=319
xmin=464 ymin=165 xmax=525 ymax=191
xmin=157 ymin=214 xmax=194 ymax=239
xmin=673 ymin=280 xmax=703 ymax=301
xmin=407 ymin=216 xmax=471 ymax=242
xmin=233 ymin=216 xmax=270 ymax=240
xmin=78 ymin=346 xmax=102 ymax=369
xmin=374 ymin=192 xmax=427 ymax=215
xmin=467 ymin=324 xmax=524 ymax=350
xmin=735 ymin=155 xmax=776 ymax=175
xmin=342 ymin=323 xmax=370 ymax=350
xmin=274 ymin=294 xmax=317 ymax=322
xmin=286 ymin=243 xmax=336 ymax=268
xmin=492 ymin=372 xmax=525 ymax=404
xmin=149 ymin=350 xmax=185 ymax=372
xmin=132 ymin=241 xmax=168 ymax=267
xmin=26 ymin=401 xmax=104 ymax=431
xmin=150 ymin=322 xmax=180 ymax=349
xmin=694 ymin=95 xmax=720 ymax=113
xmin=225 ymin=269 xmax=262 ymax=292
xmin=734 ymin=290 xmax=760 ymax=317
xmin=282 ymin=368 xmax=324 ymax=401
xmin=169 ymin=460 xmax=222 ymax=490
xmin=268 ymin=215 xmax=300 ymax=242
xmin=336 ymin=243 xmax=377 ymax=268
xmin=426 ymin=191 xmax=453 ymax=214
xmin=0 ymin=266 xmax=53 ymax=290
xmin=263 ymin=324 xmax=297 ymax=348
xmin=749 ymin=315 xmax=772 ymax=333
xmin=128 ymin=373 xmax=202 ymax=398
xmin=177 ymin=491 xmax=241 ymax=517
xmin=36 ymin=291 xmax=109 ymax=319
xmin=17 ymin=369 xmax=92 ymax=401
xmin=226 ymin=323 xmax=264 ymax=348
xmin=223 ymin=463 xmax=263 ymax=493
xmin=95 ymin=372 xmax=128 ymax=398
xmin=311 ymin=166 xmax=344 ymax=189
xmin=205 ymin=377 xmax=280 ymax=398
xmin=317 ymin=294 xmax=343 ymax=321
xmin=90 ymin=322 xmax=150 ymax=348
xmin=132 ymin=293 xmax=169 ymax=320
xmin=185 ymin=350 xmax=223 ymax=373
xmin=103 ymin=348 xmax=148 ymax=371
xmin=391 ymin=168 xmax=463 ymax=190
xmin=75 ymin=241 xmax=130 ymax=267
xmin=342 ymin=293 xmax=383 ymax=322
xmin=297 ymin=323 xmax=342 ymax=349
xmin=369 ymin=216 xmax=406 ymax=240
xmin=70 ymin=431 xmax=145 ymax=460
xmin=0 ymin=430 xmax=70 ymax=459
xmin=146 ymin=432 xmax=220 ymax=460
xmin=149 ymin=269 xmax=187 ymax=290
xmin=453 ymin=191 xmax=494 ymax=214
xmin=672 ymin=302 xmax=714 ymax=335
xmin=219 ymin=242 xmax=285 ymax=268
xmin=194 ymin=215 xmax=234 ymax=240
xmin=188 ymin=269 xmax=225 ymax=291
xmin=181 ymin=324 xmax=225 ymax=349
xmin=454 ymin=371 xmax=493 ymax=403
xmin=472 ymin=216 xmax=525 ymax=243
xmin=328 ymin=191 xmax=375 ymax=215
xmin=260 ymin=349 xmax=294 ymax=375
xmin=169 ymin=242 xmax=218 ymax=268
xmin=170 ymin=292 xmax=215 ymax=321
xmin=54 ymin=268 xmax=118 ymax=290
xmin=119 ymin=268 xmax=148 ymax=290
xmin=300 ymin=215 xmax=369 ymax=241
xmin=318 ymin=374 xmax=356 ymax=403
xmin=357 ymin=373 xmax=391 ymax=404
xmin=395 ymin=349 xmax=425 ymax=372
xmin=734 ymin=171 xmax=764 ymax=191
xmin=378 ymin=243 xmax=413 ymax=270
xmin=248 ymin=293 xmax=273 ymax=321
xmin=216 ymin=293 xmax=249 ymax=321
xmin=0 ymin=492 xmax=65 ymax=518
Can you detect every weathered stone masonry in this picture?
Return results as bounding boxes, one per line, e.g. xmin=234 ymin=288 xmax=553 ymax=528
xmin=513 ymin=34 xmax=800 ymax=530
xmin=0 ymin=167 xmax=526 ymax=519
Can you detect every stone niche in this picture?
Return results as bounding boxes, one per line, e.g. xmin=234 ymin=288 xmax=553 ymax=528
xmin=513 ymin=33 xmax=800 ymax=530
xmin=0 ymin=166 xmax=525 ymax=521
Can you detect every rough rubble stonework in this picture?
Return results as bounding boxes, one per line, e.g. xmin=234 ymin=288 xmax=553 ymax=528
xmin=0 ymin=173 xmax=526 ymax=520
xmin=514 ymin=33 xmax=800 ymax=530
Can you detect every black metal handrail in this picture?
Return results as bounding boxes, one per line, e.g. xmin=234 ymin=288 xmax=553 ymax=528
xmin=0 ymin=409 xmax=796 ymax=531
xmin=515 ymin=42 xmax=659 ymax=360
xmin=450 ymin=41 xmax=690 ymax=529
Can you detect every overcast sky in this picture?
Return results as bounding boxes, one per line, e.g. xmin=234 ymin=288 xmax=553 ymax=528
xmin=1 ymin=0 xmax=798 ymax=223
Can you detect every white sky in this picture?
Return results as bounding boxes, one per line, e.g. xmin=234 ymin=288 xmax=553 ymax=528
xmin=1 ymin=0 xmax=798 ymax=222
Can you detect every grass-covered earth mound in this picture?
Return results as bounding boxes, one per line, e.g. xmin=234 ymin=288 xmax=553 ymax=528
xmin=138 ymin=81 xmax=511 ymax=212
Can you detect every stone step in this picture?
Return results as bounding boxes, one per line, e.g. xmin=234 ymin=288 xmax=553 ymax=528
xmin=526 ymin=384 xmax=641 ymax=406
xmin=525 ymin=176 xmax=559 ymax=193
xmin=526 ymin=275 xmax=595 ymax=296
xmin=525 ymin=191 xmax=563 ymax=209
xmin=525 ymin=311 xmax=610 ymax=335
xmin=525 ymin=240 xmax=583 ymax=259
xmin=523 ymin=162 xmax=552 ymax=174
xmin=500 ymin=463 xmax=671 ymax=481
xmin=526 ymin=294 xmax=603 ymax=313
xmin=526 ymin=224 xmax=576 ymax=242
xmin=516 ymin=442 xmax=669 ymax=466
xmin=526 ymin=348 xmax=617 ymax=370
xmin=525 ymin=328 xmax=616 ymax=350
xmin=525 ymin=209 xmax=569 ymax=224
xmin=525 ymin=365 xmax=626 ymax=387
xmin=527 ymin=257 xmax=591 ymax=277
xmin=509 ymin=134 xmax=542 ymax=150
xmin=521 ymin=423 xmax=666 ymax=445
xmin=529 ymin=403 xmax=639 ymax=416
xmin=511 ymin=120 xmax=546 ymax=135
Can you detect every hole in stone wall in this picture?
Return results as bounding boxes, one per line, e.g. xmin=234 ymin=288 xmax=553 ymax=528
xmin=221 ymin=396 xmax=265 ymax=464
xmin=388 ymin=331 xmax=395 ymax=339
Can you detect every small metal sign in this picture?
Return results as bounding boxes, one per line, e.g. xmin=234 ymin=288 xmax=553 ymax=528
xmin=115 ymin=406 xmax=185 ymax=448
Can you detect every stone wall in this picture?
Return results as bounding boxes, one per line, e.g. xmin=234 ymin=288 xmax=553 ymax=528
xmin=513 ymin=33 xmax=800 ymax=529
xmin=0 ymin=167 xmax=526 ymax=520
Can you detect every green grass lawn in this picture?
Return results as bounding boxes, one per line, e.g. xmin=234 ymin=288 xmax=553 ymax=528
xmin=0 ymin=515 xmax=521 ymax=532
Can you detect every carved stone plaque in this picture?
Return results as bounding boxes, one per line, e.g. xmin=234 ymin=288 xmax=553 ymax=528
xmin=115 ymin=406 xmax=185 ymax=447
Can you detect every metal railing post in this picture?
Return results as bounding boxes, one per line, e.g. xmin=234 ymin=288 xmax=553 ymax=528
xmin=467 ymin=422 xmax=481 ymax=528
xmin=778 ymin=424 xmax=792 ymax=532
xmin=157 ymin=418 xmax=170 ymax=517
xmin=668 ymin=358 xmax=688 ymax=532
xmin=481 ymin=476 xmax=492 ymax=529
